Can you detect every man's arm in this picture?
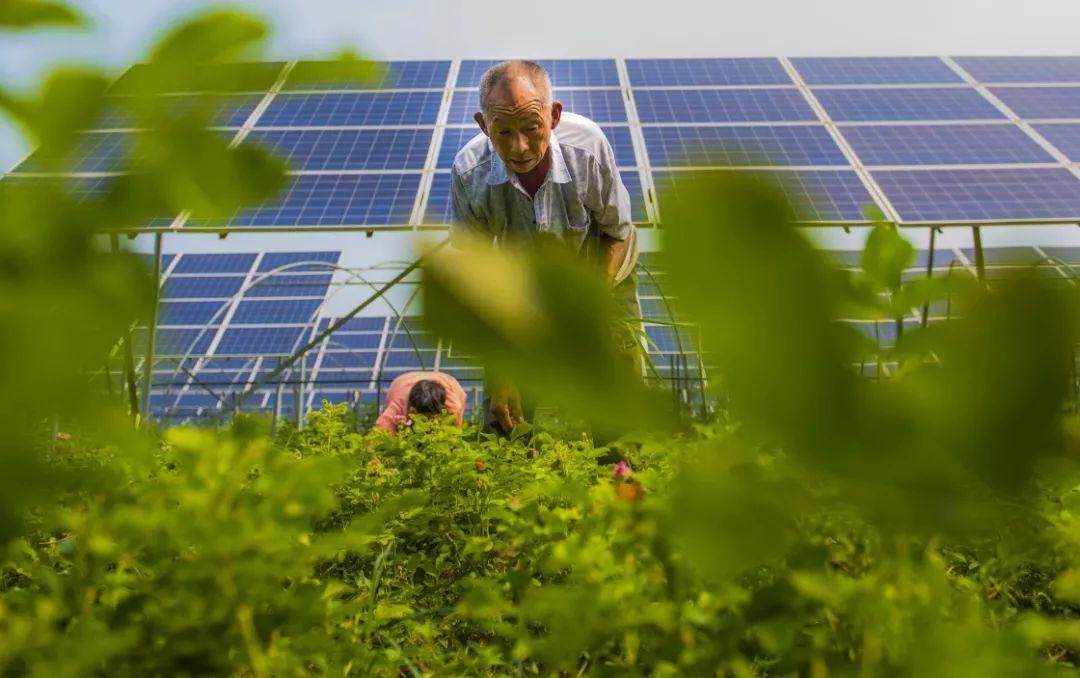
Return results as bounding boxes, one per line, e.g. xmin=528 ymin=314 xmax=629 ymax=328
xmin=589 ymin=136 xmax=636 ymax=283
xmin=449 ymin=167 xmax=493 ymax=247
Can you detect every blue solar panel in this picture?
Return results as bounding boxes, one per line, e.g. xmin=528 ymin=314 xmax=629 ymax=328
xmin=792 ymin=57 xmax=962 ymax=85
xmin=625 ymin=58 xmax=790 ymax=86
xmin=326 ymin=333 xmax=383 ymax=350
xmin=314 ymin=370 xmax=372 ymax=384
xmin=423 ymin=169 xmax=649 ymax=224
xmin=872 ymin=168 xmax=1080 ymax=222
xmin=173 ymin=253 xmax=257 ymax=274
xmin=621 ymin=170 xmax=649 ymax=223
xmin=436 ymin=124 xmax=636 ymax=168
xmin=15 ymin=132 xmax=129 ymax=173
xmin=207 ymin=174 xmax=420 ymax=227
xmin=246 ymin=273 xmax=332 ymax=298
xmin=320 ymin=316 xmax=386 ymax=332
xmin=161 ymin=276 xmax=246 ymax=299
xmin=231 ymin=299 xmax=322 ymax=324
xmin=990 ymin=87 xmax=1080 ymax=119
xmin=642 ymin=125 xmax=846 ymax=166
xmin=446 ymin=89 xmax=627 ymax=124
xmin=386 ymin=332 xmax=436 ymax=350
xmin=246 ymin=129 xmax=433 ymax=170
xmin=654 ymin=169 xmax=876 ymax=222
xmin=258 ymin=251 xmax=340 ymax=272
xmin=456 ymin=59 xmax=619 ymax=87
xmin=90 ymin=95 xmax=258 ymax=129
xmin=157 ymin=300 xmax=230 ymax=325
xmin=382 ymin=350 xmax=437 ymax=368
xmin=320 ymin=351 xmax=378 ymax=368
xmin=644 ymin=325 xmax=696 ymax=352
xmin=285 ymin=60 xmax=450 ymax=90
xmin=437 ymin=128 xmax=483 ymax=168
xmin=633 ymin=89 xmax=817 ymax=123
xmin=813 ymin=88 xmax=1004 ymax=121
xmin=955 ymin=57 xmax=1080 ymax=84
xmin=136 ymin=327 xmax=215 ymax=356
xmin=215 ymin=327 xmax=306 ymax=355
xmin=1032 ymin=123 xmax=1080 ymax=161
xmin=840 ymin=124 xmax=1054 ymax=165
xmin=257 ymin=91 xmax=443 ymax=127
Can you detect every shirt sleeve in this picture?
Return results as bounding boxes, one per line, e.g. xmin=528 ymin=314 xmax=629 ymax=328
xmin=590 ymin=136 xmax=634 ymax=241
xmin=449 ymin=167 xmax=493 ymax=247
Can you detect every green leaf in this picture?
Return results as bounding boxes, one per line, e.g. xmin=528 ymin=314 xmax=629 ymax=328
xmin=861 ymin=222 xmax=915 ymax=292
xmin=149 ymin=10 xmax=268 ymax=67
xmin=0 ymin=0 xmax=84 ymax=29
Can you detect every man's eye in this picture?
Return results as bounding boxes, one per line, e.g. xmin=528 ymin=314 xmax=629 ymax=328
xmin=525 ymin=126 xmax=538 ymax=132
xmin=498 ymin=130 xmax=510 ymax=136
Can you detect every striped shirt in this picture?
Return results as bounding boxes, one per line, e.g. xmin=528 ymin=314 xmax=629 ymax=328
xmin=449 ymin=112 xmax=635 ymax=251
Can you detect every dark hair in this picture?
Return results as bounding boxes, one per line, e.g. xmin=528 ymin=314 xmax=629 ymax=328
xmin=408 ymin=379 xmax=447 ymax=417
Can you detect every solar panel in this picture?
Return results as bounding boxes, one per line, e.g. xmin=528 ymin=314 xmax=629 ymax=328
xmin=246 ymin=273 xmax=332 ymax=298
xmin=386 ymin=331 xmax=437 ymax=350
xmin=654 ymin=169 xmax=876 ymax=222
xmin=173 ymin=253 xmax=257 ymax=274
xmin=320 ymin=351 xmax=378 ymax=368
xmin=325 ymin=333 xmax=383 ymax=350
xmin=314 ymin=370 xmax=373 ymax=384
xmin=813 ymin=88 xmax=1004 ymax=122
xmin=215 ymin=327 xmax=306 ymax=355
xmin=621 ymin=170 xmax=649 ymax=223
xmin=109 ymin=62 xmax=286 ymax=94
xmin=201 ymin=174 xmax=420 ymax=227
xmin=161 ymin=276 xmax=246 ymax=299
xmin=871 ymin=167 xmax=1080 ymax=222
xmin=285 ymin=60 xmax=451 ymax=90
xmin=257 ymin=91 xmax=443 ymax=127
xmin=15 ymin=132 xmax=129 ymax=173
xmin=245 ymin=129 xmax=433 ymax=170
xmin=641 ymin=125 xmax=847 ymax=166
xmin=625 ymin=58 xmax=790 ymax=86
xmin=1032 ymin=123 xmax=1080 ymax=161
xmin=231 ymin=299 xmax=322 ymax=324
xmin=989 ymin=86 xmax=1080 ymax=119
xmin=839 ymin=124 xmax=1054 ymax=165
xmin=382 ymin=349 xmax=437 ymax=368
xmin=955 ymin=57 xmax=1080 ymax=83
xmin=89 ymin=94 xmax=258 ymax=129
xmin=134 ymin=327 xmax=215 ymax=356
xmin=456 ymin=59 xmax=619 ymax=87
xmin=791 ymin=57 xmax=962 ymax=85
xmin=320 ymin=316 xmax=386 ymax=332
xmin=446 ymin=89 xmax=627 ymax=124
xmin=633 ymin=89 xmax=817 ymax=123
xmin=157 ymin=300 xmax=231 ymax=326
xmin=258 ymin=251 xmax=340 ymax=272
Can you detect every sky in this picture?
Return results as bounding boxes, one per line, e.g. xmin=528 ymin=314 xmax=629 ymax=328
xmin=3 ymin=0 xmax=1080 ymax=294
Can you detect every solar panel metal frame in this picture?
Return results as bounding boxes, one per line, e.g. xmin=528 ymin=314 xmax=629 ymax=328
xmin=9 ymin=56 xmax=1080 ymax=232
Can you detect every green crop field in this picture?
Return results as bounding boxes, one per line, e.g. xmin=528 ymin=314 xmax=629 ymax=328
xmin=3 ymin=4 xmax=1080 ymax=676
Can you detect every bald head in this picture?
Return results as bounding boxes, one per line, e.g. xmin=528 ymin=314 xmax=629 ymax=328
xmin=478 ymin=60 xmax=553 ymax=118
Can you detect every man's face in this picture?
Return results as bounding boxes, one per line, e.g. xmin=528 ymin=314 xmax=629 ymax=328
xmin=475 ymin=76 xmax=562 ymax=175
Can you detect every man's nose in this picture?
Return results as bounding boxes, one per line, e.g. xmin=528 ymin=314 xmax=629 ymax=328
xmin=512 ymin=133 xmax=530 ymax=155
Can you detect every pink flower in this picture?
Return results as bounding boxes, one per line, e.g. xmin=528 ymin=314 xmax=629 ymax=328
xmin=613 ymin=460 xmax=632 ymax=479
xmin=55 ymin=432 xmax=71 ymax=441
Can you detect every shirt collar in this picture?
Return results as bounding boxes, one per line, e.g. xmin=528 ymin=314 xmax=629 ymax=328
xmin=486 ymin=131 xmax=572 ymax=186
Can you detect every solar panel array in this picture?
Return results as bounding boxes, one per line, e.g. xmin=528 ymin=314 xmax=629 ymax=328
xmin=135 ymin=245 xmax=1078 ymax=422
xmin=10 ymin=56 xmax=1080 ymax=228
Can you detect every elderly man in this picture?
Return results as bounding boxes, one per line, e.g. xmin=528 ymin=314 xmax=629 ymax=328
xmin=449 ymin=59 xmax=640 ymax=435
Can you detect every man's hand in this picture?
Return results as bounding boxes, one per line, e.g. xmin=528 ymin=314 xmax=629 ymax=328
xmin=490 ymin=382 xmax=524 ymax=433
xmin=600 ymin=232 xmax=632 ymax=284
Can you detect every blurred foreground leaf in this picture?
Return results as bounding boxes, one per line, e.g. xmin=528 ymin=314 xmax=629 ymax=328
xmin=0 ymin=0 xmax=83 ymax=29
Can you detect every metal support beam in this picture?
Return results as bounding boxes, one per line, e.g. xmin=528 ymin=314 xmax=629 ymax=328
xmin=921 ymin=226 xmax=937 ymax=328
xmin=140 ymin=233 xmax=163 ymax=422
xmin=228 ymin=239 xmax=450 ymax=415
xmin=110 ymin=234 xmax=140 ymax=420
xmin=972 ymin=226 xmax=987 ymax=283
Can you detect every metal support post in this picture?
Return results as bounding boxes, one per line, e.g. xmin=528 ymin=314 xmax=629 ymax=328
xmin=110 ymin=234 xmax=140 ymax=420
xmin=140 ymin=233 xmax=163 ymax=422
xmin=972 ymin=226 xmax=987 ymax=283
xmin=921 ymin=226 xmax=937 ymax=328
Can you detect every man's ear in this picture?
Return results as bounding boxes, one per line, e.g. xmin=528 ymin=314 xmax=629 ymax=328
xmin=474 ymin=111 xmax=488 ymax=136
xmin=550 ymin=100 xmax=563 ymax=130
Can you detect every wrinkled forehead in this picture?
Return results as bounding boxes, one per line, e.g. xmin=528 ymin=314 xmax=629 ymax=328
xmin=484 ymin=76 xmax=552 ymax=119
